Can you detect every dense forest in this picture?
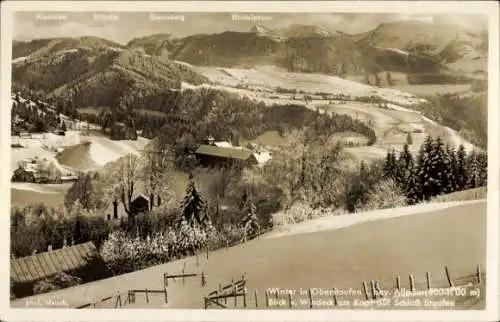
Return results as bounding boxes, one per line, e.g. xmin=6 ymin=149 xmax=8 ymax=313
xmin=384 ymin=138 xmax=487 ymax=204
xmin=414 ymin=92 xmax=488 ymax=149
xmin=11 ymin=94 xmax=66 ymax=133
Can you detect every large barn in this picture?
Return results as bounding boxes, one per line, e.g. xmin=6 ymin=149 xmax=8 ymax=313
xmin=195 ymin=145 xmax=258 ymax=168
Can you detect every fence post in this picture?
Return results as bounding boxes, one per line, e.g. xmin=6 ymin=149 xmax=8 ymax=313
xmin=182 ymin=262 xmax=186 ymax=285
xmin=196 ymin=252 xmax=199 ymax=266
xmin=308 ymin=288 xmax=313 ymax=308
xmin=476 ymin=264 xmax=482 ymax=283
xmin=204 ymin=297 xmax=207 ymax=309
xmin=333 ymin=288 xmax=338 ymax=306
xmin=265 ymin=290 xmax=269 ymax=308
xmin=362 ymin=281 xmax=369 ymax=300
xmin=426 ymin=272 xmax=431 ymax=290
xmin=409 ymin=274 xmax=415 ymax=292
xmin=146 ymin=288 xmax=149 ymax=303
xmin=370 ymin=280 xmax=376 ymax=299
xmin=243 ymin=288 xmax=247 ymax=308
xmin=233 ymin=282 xmax=237 ymax=307
xmin=375 ymin=281 xmax=383 ymax=298
xmin=206 ymin=246 xmax=209 ymax=260
xmin=396 ymin=276 xmax=401 ymax=291
xmin=165 ymin=273 xmax=168 ymax=287
xmin=445 ymin=266 xmax=454 ymax=287
xmin=254 ymin=289 xmax=258 ymax=308
xmin=115 ymin=293 xmax=122 ymax=308
xmin=226 ymin=240 xmax=229 ymax=250
xmin=164 ymin=287 xmax=168 ymax=304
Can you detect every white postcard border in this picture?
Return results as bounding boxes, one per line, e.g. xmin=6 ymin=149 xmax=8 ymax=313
xmin=1 ymin=1 xmax=498 ymax=321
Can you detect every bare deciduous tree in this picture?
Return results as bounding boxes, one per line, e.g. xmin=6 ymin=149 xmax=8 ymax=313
xmin=142 ymin=140 xmax=174 ymax=210
xmin=118 ymin=154 xmax=138 ymax=217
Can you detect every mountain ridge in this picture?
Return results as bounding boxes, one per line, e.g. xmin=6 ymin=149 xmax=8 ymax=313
xmin=12 ymin=20 xmax=487 ymax=83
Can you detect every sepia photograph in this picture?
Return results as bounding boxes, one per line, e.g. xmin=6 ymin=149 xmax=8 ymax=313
xmin=0 ymin=1 xmax=498 ymax=321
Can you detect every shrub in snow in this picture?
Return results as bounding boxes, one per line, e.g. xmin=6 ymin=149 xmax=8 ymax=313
xmin=270 ymin=203 xmax=336 ymax=227
xmin=33 ymin=272 xmax=82 ymax=295
xmin=358 ymin=179 xmax=407 ymax=212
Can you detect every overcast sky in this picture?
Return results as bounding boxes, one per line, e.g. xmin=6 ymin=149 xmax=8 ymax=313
xmin=13 ymin=12 xmax=487 ymax=45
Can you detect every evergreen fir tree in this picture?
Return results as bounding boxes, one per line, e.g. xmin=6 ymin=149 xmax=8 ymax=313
xmin=181 ymin=173 xmax=205 ymax=226
xmin=383 ymin=149 xmax=398 ymax=180
xmin=466 ymin=150 xmax=480 ymax=189
xmin=397 ymin=143 xmax=414 ymax=190
xmin=240 ymin=191 xmax=260 ymax=239
xmin=476 ymin=151 xmax=488 ymax=187
xmin=429 ymin=137 xmax=447 ymax=197
xmin=455 ymin=144 xmax=468 ymax=191
xmin=405 ymin=167 xmax=420 ymax=204
xmin=416 ymin=135 xmax=434 ymax=200
xmin=444 ymin=144 xmax=457 ymax=193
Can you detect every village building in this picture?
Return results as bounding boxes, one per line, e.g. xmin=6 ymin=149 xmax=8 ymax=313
xmin=104 ymin=193 xmax=152 ymax=221
xmin=10 ymin=242 xmax=110 ymax=298
xmin=196 ymin=136 xmax=272 ymax=168
xmin=213 ymin=141 xmax=234 ymax=148
xmin=11 ymin=167 xmax=36 ymax=183
xmin=195 ymin=144 xmax=258 ymax=168
xmin=11 ymin=157 xmax=77 ymax=184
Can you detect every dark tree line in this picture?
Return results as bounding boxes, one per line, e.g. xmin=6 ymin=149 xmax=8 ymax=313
xmin=11 ymin=95 xmax=65 ymax=133
xmin=10 ymin=204 xmax=110 ymax=258
xmin=383 ymin=137 xmax=487 ymax=204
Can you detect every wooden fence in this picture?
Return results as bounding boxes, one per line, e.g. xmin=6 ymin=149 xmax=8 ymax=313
xmin=202 ymin=264 xmax=484 ymax=309
xmin=204 ymin=274 xmax=247 ymax=309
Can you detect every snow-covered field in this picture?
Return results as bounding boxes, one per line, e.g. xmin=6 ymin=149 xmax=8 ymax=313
xmin=182 ymin=81 xmax=477 ymax=163
xmin=11 ymin=182 xmax=73 ymax=194
xmin=11 ymin=200 xmax=486 ymax=309
xmin=196 ymin=66 xmax=424 ymax=106
xmin=84 ymin=136 xmax=149 ymax=166
xmin=12 ymin=130 xmax=150 ymax=189
xmin=445 ymin=127 xmax=476 ymax=153
xmin=264 ymin=199 xmax=486 ymax=240
xmin=185 ymin=65 xmax=477 ymax=163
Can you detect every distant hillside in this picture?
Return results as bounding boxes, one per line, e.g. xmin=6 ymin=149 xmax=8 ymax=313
xmin=357 ymin=20 xmax=472 ymax=55
xmin=168 ymin=31 xmax=280 ymax=68
xmin=126 ymin=33 xmax=178 ymax=62
xmin=357 ymin=20 xmax=488 ymax=79
xmin=276 ymin=24 xmax=336 ymax=38
xmin=121 ymin=21 xmax=487 ymax=84
xmin=12 ymin=36 xmax=125 ymax=60
xmin=12 ymin=37 xmax=209 ymax=111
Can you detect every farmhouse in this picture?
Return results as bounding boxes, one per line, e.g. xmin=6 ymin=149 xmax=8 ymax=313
xmin=11 ymin=157 xmax=80 ymax=184
xmin=11 ymin=167 xmax=36 ymax=183
xmin=195 ymin=144 xmax=258 ymax=168
xmin=104 ymin=194 xmax=152 ymax=221
xmin=10 ymin=242 xmax=110 ymax=298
